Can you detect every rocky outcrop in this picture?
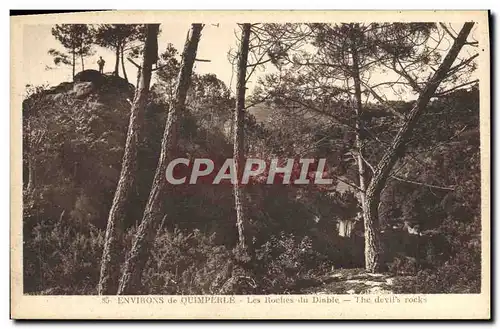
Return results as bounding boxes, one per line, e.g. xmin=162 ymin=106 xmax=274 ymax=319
xmin=28 ymin=71 xmax=135 ymax=106
xmin=22 ymin=71 xmax=136 ymax=229
xmin=74 ymin=69 xmax=105 ymax=85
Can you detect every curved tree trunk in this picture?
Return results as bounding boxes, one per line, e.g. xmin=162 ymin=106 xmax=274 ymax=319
xmin=97 ymin=24 xmax=160 ymax=295
xmin=117 ymin=24 xmax=202 ymax=295
xmin=233 ymin=23 xmax=251 ymax=250
xmin=363 ymin=22 xmax=474 ymax=272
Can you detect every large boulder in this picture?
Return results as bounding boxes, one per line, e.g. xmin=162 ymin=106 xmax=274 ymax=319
xmin=46 ymin=82 xmax=73 ymax=95
xmin=74 ymin=70 xmax=105 ymax=86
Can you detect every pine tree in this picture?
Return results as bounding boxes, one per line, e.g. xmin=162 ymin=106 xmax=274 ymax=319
xmin=117 ymin=24 xmax=203 ymax=295
xmin=93 ymin=24 xmax=144 ymax=77
xmin=253 ymin=22 xmax=476 ymax=272
xmin=363 ymin=22 xmax=475 ymax=271
xmin=50 ymin=24 xmax=94 ymax=79
xmin=97 ymin=24 xmax=159 ymax=295
xmin=233 ymin=23 xmax=252 ymax=250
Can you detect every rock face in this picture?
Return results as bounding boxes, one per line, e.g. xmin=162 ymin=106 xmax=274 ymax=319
xmin=72 ymin=81 xmax=95 ymax=99
xmin=47 ymin=82 xmax=73 ymax=95
xmin=74 ymin=70 xmax=135 ymax=97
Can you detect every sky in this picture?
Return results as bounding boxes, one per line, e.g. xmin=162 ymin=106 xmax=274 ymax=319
xmin=23 ymin=23 xmax=270 ymax=93
xmin=23 ymin=23 xmax=479 ymax=100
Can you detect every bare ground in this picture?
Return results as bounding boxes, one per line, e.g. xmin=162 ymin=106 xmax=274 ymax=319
xmin=300 ymin=268 xmax=414 ymax=295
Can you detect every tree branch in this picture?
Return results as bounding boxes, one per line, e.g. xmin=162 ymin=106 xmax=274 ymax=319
xmin=359 ymin=80 xmax=406 ymax=120
xmin=279 ymin=95 xmax=357 ymax=132
xmin=244 ymin=94 xmax=271 ymax=110
xmin=439 ymin=23 xmax=457 ymax=40
xmin=359 ymin=152 xmax=375 ymax=173
xmin=390 ymin=175 xmax=455 ymax=191
xmin=434 ymin=79 xmax=479 ymax=97
xmin=392 ymin=57 xmax=423 ymax=93
xmin=152 ymin=63 xmax=167 ymax=71
xmin=127 ymin=57 xmax=141 ymax=69
xmin=443 ymin=54 xmax=479 ymax=79
xmin=326 ymin=175 xmax=364 ymax=193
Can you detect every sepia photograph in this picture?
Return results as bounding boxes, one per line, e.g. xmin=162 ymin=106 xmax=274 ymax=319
xmin=10 ymin=10 xmax=490 ymax=319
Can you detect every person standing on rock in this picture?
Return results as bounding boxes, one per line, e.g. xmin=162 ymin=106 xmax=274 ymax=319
xmin=97 ymin=56 xmax=105 ymax=74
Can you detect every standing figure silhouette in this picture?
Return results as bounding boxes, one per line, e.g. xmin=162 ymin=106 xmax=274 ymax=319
xmin=97 ymin=56 xmax=105 ymax=74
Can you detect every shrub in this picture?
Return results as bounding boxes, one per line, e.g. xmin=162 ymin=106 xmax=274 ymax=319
xmin=387 ymin=254 xmax=418 ymax=275
xmin=254 ymin=232 xmax=333 ymax=294
xmin=141 ymin=230 xmax=334 ymax=295
xmin=393 ymin=245 xmax=481 ymax=294
xmin=142 ymin=228 xmax=255 ymax=295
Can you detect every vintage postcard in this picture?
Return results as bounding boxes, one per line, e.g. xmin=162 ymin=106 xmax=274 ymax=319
xmin=10 ymin=10 xmax=490 ymax=319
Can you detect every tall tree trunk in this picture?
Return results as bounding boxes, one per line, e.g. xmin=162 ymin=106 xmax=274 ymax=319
xmin=81 ymin=53 xmax=85 ymax=71
xmin=136 ymin=69 xmax=141 ymax=89
xmin=26 ymin=154 xmax=35 ymax=195
xmin=72 ymin=48 xmax=76 ymax=80
xmin=350 ymin=24 xmax=377 ymax=271
xmin=25 ymin=120 xmax=35 ymax=194
xmin=233 ymin=23 xmax=251 ymax=249
xmin=97 ymin=24 xmax=160 ymax=295
xmin=114 ymin=45 xmax=120 ymax=76
xmin=121 ymin=45 xmax=128 ymax=82
xmin=363 ymin=22 xmax=474 ymax=272
xmin=117 ymin=24 xmax=202 ymax=295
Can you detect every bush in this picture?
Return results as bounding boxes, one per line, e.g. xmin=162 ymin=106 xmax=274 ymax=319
xmin=254 ymin=232 xmax=333 ymax=294
xmin=24 ymin=212 xmax=105 ymax=295
xmin=387 ymin=254 xmax=418 ymax=275
xmin=141 ymin=230 xmax=334 ymax=295
xmin=142 ymin=228 xmax=256 ymax=295
xmin=393 ymin=246 xmax=481 ymax=294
